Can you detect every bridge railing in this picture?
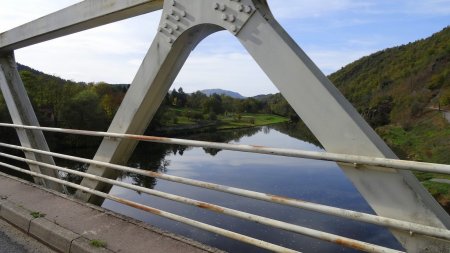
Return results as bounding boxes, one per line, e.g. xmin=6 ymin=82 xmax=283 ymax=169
xmin=1 ymin=123 xmax=450 ymax=253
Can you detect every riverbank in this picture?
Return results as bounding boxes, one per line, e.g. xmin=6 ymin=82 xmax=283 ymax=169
xmin=152 ymin=111 xmax=289 ymax=136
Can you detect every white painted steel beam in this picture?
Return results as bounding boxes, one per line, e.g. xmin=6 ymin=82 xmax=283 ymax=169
xmin=0 ymin=0 xmax=163 ymax=52
xmin=76 ymin=10 xmax=223 ymax=204
xmin=2 ymin=0 xmax=449 ymax=251
xmin=236 ymin=1 xmax=450 ymax=252
xmin=77 ymin=0 xmax=258 ymax=204
xmin=0 ymin=53 xmax=64 ymax=192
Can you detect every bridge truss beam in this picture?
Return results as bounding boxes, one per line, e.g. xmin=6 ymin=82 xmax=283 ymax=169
xmin=0 ymin=0 xmax=449 ymax=252
xmin=0 ymin=53 xmax=64 ymax=192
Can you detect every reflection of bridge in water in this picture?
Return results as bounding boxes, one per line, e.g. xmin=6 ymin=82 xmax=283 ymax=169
xmin=0 ymin=1 xmax=450 ymax=252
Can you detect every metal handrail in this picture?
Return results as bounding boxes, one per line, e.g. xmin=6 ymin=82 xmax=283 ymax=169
xmin=1 ymin=123 xmax=449 ymax=174
xmin=0 ymin=161 xmax=299 ymax=253
xmin=0 ymin=142 xmax=449 ymax=242
xmin=0 ymin=152 xmax=404 ymax=253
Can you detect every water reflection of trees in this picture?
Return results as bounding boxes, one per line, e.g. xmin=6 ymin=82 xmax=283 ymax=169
xmin=271 ymin=121 xmax=322 ymax=148
xmin=125 ymin=127 xmax=263 ymax=188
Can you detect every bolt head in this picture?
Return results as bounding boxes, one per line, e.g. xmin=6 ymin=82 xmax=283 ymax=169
xmin=219 ymin=4 xmax=226 ymax=11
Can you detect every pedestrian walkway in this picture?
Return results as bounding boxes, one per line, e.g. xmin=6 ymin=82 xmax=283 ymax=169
xmin=0 ymin=172 xmax=223 ymax=253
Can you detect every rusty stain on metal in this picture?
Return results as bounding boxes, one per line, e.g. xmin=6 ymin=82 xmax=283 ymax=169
xmin=113 ymin=196 xmax=163 ymax=216
xmin=250 ymin=145 xmax=268 ymax=149
xmin=268 ymin=194 xmax=305 ymax=204
xmin=197 ymin=202 xmax=225 ymax=213
xmin=128 ymin=135 xmax=170 ymax=142
xmin=334 ymin=238 xmax=368 ymax=252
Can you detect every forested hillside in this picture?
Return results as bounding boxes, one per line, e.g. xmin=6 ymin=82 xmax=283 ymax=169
xmin=329 ymin=27 xmax=450 ymax=163
xmin=329 ymin=27 xmax=450 ymax=209
xmin=0 ymin=65 xmax=296 ymax=142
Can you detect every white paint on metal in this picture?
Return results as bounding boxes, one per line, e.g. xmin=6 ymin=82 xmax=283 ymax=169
xmin=0 ymin=53 xmax=64 ymax=192
xmin=0 ymin=151 xmax=407 ymax=253
xmin=0 ymin=0 xmax=449 ymax=251
xmin=235 ymin=3 xmax=450 ymax=251
xmin=1 ymin=141 xmax=449 ymax=245
xmin=0 ymin=161 xmax=300 ymax=253
xmin=0 ymin=0 xmax=164 ymax=52
xmin=1 ymin=123 xmax=450 ymax=175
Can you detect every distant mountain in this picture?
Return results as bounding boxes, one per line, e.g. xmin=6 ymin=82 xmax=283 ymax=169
xmin=200 ymin=89 xmax=246 ymax=99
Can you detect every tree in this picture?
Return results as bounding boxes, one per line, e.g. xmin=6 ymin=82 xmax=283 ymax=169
xmin=60 ymin=90 xmax=108 ymax=130
xmin=203 ymin=94 xmax=224 ymax=114
xmin=177 ymin=87 xmax=187 ymax=107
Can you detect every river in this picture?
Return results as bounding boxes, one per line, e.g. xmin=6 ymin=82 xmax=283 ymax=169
xmin=0 ymin=123 xmax=403 ymax=252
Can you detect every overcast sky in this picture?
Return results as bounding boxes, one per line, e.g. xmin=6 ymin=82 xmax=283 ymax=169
xmin=1 ymin=1 xmax=449 ymax=96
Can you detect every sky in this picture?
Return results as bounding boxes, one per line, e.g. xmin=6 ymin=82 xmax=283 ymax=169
xmin=0 ymin=1 xmax=449 ymax=97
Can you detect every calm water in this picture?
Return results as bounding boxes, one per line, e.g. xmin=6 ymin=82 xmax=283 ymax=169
xmin=0 ymin=124 xmax=403 ymax=252
xmin=104 ymin=124 xmax=402 ymax=252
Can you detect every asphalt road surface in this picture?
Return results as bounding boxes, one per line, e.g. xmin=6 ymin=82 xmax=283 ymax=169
xmin=0 ymin=219 xmax=55 ymax=253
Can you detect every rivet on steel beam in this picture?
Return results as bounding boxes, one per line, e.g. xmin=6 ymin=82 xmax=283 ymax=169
xmin=228 ymin=15 xmax=236 ymax=22
xmin=213 ymin=3 xmax=219 ymax=10
xmin=222 ymin=14 xmax=228 ymax=21
xmin=171 ymin=0 xmax=176 ymax=6
xmin=167 ymin=37 xmax=173 ymax=43
xmin=173 ymin=15 xmax=180 ymax=21
xmin=174 ymin=24 xmax=179 ymax=30
xmin=167 ymin=28 xmax=174 ymax=34
xmin=238 ymin=4 xmax=244 ymax=12
xmin=219 ymin=4 xmax=226 ymax=11
xmin=165 ymin=14 xmax=170 ymax=19
xmin=180 ymin=10 xmax=186 ymax=17
xmin=170 ymin=10 xmax=175 ymax=15
xmin=230 ymin=25 xmax=237 ymax=32
xmin=244 ymin=5 xmax=252 ymax=13
xmin=164 ymin=23 xmax=169 ymax=28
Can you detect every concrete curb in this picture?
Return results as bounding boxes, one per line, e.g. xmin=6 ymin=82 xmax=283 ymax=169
xmin=0 ymin=198 xmax=113 ymax=253
xmin=0 ymin=172 xmax=224 ymax=253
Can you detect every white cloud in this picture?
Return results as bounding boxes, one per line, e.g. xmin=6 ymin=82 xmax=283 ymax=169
xmin=267 ymin=0 xmax=374 ymax=19
xmin=405 ymin=0 xmax=450 ymax=15
xmin=1 ymin=0 xmax=447 ymax=97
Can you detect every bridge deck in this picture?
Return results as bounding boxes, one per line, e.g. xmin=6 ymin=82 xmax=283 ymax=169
xmin=0 ymin=172 xmax=223 ymax=253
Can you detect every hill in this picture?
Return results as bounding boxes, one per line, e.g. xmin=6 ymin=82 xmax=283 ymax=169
xmin=329 ymin=27 xmax=450 ymax=210
xmin=200 ymin=89 xmax=246 ymax=99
